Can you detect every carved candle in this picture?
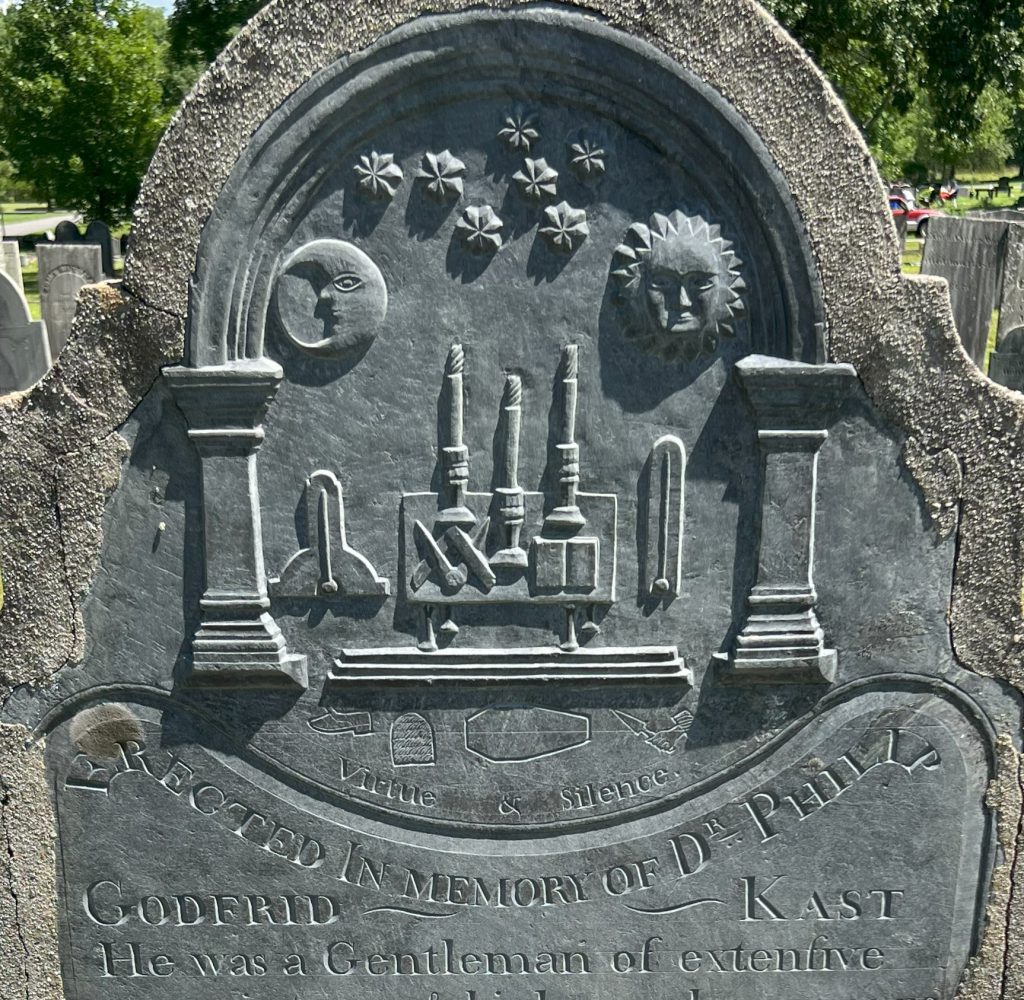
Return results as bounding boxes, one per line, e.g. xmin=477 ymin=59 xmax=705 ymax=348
xmin=503 ymin=374 xmax=522 ymax=488
xmin=561 ymin=344 xmax=578 ymax=444
xmin=440 ymin=343 xmax=474 ymax=526
xmin=493 ymin=374 xmax=528 ymax=569
xmin=447 ymin=343 xmax=465 ymax=448
xmin=546 ymin=344 xmax=585 ymax=528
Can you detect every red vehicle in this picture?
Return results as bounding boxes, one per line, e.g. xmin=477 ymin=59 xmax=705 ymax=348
xmin=889 ymin=196 xmax=942 ymax=238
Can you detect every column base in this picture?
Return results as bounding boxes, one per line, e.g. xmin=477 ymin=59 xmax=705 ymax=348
xmin=716 ymin=647 xmax=836 ymax=684
xmin=718 ymin=608 xmax=837 ymax=683
xmin=187 ymin=612 xmax=308 ymax=688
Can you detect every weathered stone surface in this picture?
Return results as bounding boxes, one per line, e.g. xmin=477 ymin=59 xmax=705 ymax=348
xmin=3 ymin=3 xmax=1024 ymax=1000
xmin=0 ymin=724 xmax=62 ymax=1000
xmin=37 ymin=243 xmax=103 ymax=359
xmin=920 ymin=215 xmax=1006 ymax=367
xmin=0 ymin=283 xmax=183 ymax=691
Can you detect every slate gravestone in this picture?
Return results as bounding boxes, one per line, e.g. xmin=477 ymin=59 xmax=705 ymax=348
xmin=53 ymin=219 xmax=116 ymax=276
xmin=53 ymin=219 xmax=82 ymax=244
xmin=989 ymin=328 xmax=1024 ymax=390
xmin=0 ymin=239 xmax=24 ymax=293
xmin=893 ymin=211 xmax=908 ymax=248
xmin=37 ymin=242 xmax=103 ymax=357
xmin=0 ymin=268 xmax=51 ymax=392
xmin=921 ymin=215 xmax=1006 ymax=365
xmin=968 ymin=209 xmax=1024 ymax=223
xmin=2 ymin=7 xmax=1022 ymax=1000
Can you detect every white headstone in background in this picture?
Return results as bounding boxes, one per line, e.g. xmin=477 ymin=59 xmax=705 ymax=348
xmin=37 ymin=243 xmax=103 ymax=359
xmin=0 ymin=240 xmax=23 ymax=293
xmin=0 ymin=269 xmax=51 ymax=393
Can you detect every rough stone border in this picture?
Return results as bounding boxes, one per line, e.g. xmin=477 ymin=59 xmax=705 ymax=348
xmin=1 ymin=0 xmax=1023 ymax=996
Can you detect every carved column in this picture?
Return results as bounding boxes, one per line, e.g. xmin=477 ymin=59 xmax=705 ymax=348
xmin=724 ymin=355 xmax=856 ymax=683
xmin=166 ymin=360 xmax=307 ymax=688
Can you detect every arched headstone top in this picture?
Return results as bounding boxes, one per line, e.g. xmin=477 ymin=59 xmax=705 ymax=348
xmin=184 ymin=9 xmax=824 ymax=368
xmin=126 ymin=0 xmax=899 ymax=354
xmin=0 ymin=269 xmax=32 ymax=328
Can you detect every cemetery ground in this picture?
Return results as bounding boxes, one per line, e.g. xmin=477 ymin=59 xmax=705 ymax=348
xmin=0 ymin=202 xmax=62 ymax=226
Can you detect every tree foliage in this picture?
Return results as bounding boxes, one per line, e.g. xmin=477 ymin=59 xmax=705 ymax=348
xmin=763 ymin=0 xmax=1024 ymax=174
xmin=0 ymin=0 xmax=171 ymax=222
xmin=168 ymin=0 xmax=261 ymax=64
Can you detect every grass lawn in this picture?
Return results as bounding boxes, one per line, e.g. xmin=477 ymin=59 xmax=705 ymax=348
xmin=21 ymin=258 xmax=39 ymax=321
xmin=0 ymin=202 xmax=71 ymax=230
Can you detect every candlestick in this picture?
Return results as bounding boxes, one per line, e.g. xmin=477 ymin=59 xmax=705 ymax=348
xmin=492 ymin=374 xmax=528 ymax=570
xmin=439 ymin=343 xmax=474 ymax=527
xmin=546 ymin=344 xmax=585 ymax=528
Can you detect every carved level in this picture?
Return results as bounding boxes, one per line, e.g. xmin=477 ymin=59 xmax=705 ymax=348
xmin=270 ymin=469 xmax=389 ymax=599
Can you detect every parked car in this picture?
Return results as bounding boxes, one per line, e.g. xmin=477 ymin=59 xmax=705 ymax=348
xmin=889 ymin=196 xmax=942 ymax=238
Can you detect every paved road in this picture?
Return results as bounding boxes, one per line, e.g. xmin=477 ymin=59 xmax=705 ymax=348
xmin=1 ymin=212 xmax=81 ymax=238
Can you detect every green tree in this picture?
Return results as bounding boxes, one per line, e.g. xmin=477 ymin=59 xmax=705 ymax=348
xmin=168 ymin=0 xmax=261 ymax=65
xmin=0 ymin=0 xmax=171 ymax=222
xmin=764 ymin=0 xmax=1024 ymax=169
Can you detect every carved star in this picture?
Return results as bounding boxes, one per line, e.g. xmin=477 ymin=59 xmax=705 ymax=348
xmin=539 ymin=202 xmax=589 ymax=253
xmin=354 ymin=151 xmax=403 ymax=199
xmin=417 ymin=150 xmax=466 ymax=201
xmin=569 ymin=139 xmax=606 ymax=180
xmin=456 ymin=205 xmax=504 ymax=252
xmin=498 ymin=112 xmax=539 ymax=153
xmin=513 ymin=157 xmax=559 ymax=200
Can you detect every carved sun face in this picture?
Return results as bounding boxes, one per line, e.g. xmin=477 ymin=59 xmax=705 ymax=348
xmin=612 ymin=211 xmax=745 ymax=362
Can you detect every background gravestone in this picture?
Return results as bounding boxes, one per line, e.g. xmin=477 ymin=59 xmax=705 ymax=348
xmin=0 ymin=239 xmax=24 ymax=293
xmin=84 ymin=220 xmax=115 ymax=277
xmin=3 ymin=4 xmax=1024 ymax=1000
xmin=989 ymin=225 xmax=1024 ymax=388
xmin=921 ymin=215 xmax=1007 ymax=366
xmin=36 ymin=242 xmax=103 ymax=358
xmin=0 ymin=268 xmax=51 ymax=393
xmin=958 ymin=214 xmax=1024 ymax=389
xmin=53 ymin=219 xmax=116 ymax=277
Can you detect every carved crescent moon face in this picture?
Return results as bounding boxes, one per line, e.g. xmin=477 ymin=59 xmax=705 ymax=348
xmin=273 ymin=239 xmax=388 ymax=360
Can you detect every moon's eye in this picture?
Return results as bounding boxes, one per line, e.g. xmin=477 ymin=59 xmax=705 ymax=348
xmin=331 ymin=271 xmax=365 ymax=293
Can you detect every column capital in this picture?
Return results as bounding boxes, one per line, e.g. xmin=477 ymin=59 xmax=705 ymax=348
xmin=164 ymin=359 xmax=283 ymax=434
xmin=735 ymin=355 xmax=857 ymax=431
